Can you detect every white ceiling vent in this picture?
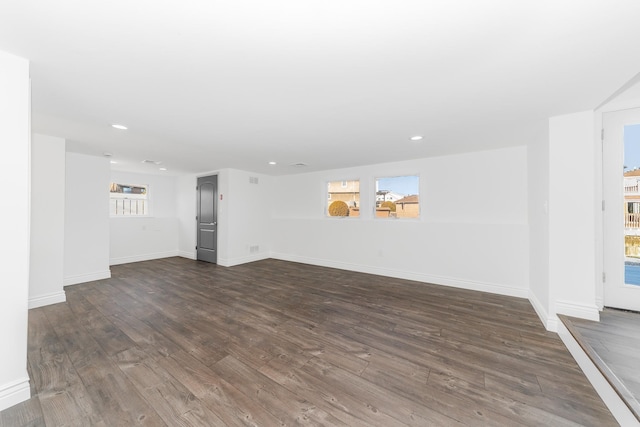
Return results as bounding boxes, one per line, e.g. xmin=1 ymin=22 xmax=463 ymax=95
xmin=290 ymin=162 xmax=308 ymax=167
xmin=141 ymin=159 xmax=162 ymax=165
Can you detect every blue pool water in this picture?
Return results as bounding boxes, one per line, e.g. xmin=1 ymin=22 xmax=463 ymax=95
xmin=624 ymin=263 xmax=640 ymax=285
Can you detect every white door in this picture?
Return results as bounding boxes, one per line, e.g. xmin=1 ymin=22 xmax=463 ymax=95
xmin=603 ymin=107 xmax=640 ymax=311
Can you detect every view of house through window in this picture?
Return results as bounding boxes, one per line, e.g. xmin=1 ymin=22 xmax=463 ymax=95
xmin=110 ymin=182 xmax=148 ymax=216
xmin=375 ymin=175 xmax=419 ymax=218
xmin=623 ymin=124 xmax=640 ymax=285
xmin=327 ymin=180 xmax=359 ymax=217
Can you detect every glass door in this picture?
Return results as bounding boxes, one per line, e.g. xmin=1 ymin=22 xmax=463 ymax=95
xmin=603 ymin=108 xmax=640 ymax=311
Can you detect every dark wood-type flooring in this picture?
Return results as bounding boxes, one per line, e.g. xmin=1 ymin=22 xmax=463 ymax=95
xmin=561 ymin=309 xmax=640 ymax=422
xmin=1 ymin=258 xmax=617 ymax=426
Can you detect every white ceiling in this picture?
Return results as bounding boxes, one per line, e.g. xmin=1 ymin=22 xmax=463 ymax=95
xmin=1 ymin=0 xmax=639 ymax=175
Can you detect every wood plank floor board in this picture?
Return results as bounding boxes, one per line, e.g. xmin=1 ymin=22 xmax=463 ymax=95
xmin=328 ymin=319 xmax=488 ymax=387
xmin=425 ymin=371 xmax=583 ymax=427
xmin=155 ymin=351 xmax=283 ymax=427
xmin=40 ymin=303 xmax=166 ymax=426
xmin=106 ymin=312 xmax=183 ymax=360
xmin=301 ymin=356 xmax=508 ymax=426
xmin=268 ymin=358 xmax=411 ymax=427
xmin=26 ymin=308 xmax=106 ymax=427
xmin=0 ymin=397 xmax=45 ymax=427
xmin=115 ymin=348 xmax=228 ymax=426
xmin=211 ymin=355 xmax=348 ymax=426
xmin=561 ymin=310 xmax=640 ymax=421
xmin=3 ymin=257 xmax=618 ymax=426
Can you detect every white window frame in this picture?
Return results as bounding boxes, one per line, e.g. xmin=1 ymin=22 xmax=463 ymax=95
xmin=374 ymin=174 xmax=420 ymax=220
xmin=110 ymin=183 xmax=150 ymax=217
xmin=326 ymin=179 xmax=360 ymax=218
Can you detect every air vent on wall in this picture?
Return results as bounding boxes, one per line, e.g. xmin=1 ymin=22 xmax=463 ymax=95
xmin=249 ymin=176 xmax=259 ymax=184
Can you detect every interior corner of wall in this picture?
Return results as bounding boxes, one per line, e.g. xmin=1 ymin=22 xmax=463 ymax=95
xmin=28 ymin=290 xmax=66 ymax=309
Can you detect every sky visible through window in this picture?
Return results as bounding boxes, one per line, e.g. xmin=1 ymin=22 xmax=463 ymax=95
xmin=624 ymin=124 xmax=640 ymax=169
xmin=377 ymin=175 xmax=419 ymax=196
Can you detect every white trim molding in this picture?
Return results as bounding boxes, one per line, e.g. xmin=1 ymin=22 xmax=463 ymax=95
xmin=270 ymin=252 xmax=529 ymax=299
xmin=110 ymin=250 xmax=179 ymax=266
xmin=595 ymin=296 xmax=604 ymax=311
xmin=63 ymin=270 xmax=111 ymax=286
xmin=0 ymin=376 xmax=30 ymax=412
xmin=555 ymin=300 xmax=600 ymax=322
xmin=217 ymin=253 xmax=270 ymax=268
xmin=557 ymin=320 xmax=640 ymax=426
xmin=178 ymin=250 xmax=197 ymax=260
xmin=28 ymin=291 xmax=66 ymax=309
xmin=528 ymin=290 xmax=557 ymax=332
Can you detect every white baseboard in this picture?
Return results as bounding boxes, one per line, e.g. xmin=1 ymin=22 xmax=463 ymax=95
xmin=595 ymin=296 xmax=604 ymax=310
xmin=217 ymin=253 xmax=270 ymax=267
xmin=557 ymin=320 xmax=640 ymax=426
xmin=270 ymin=252 xmax=529 ymax=299
xmin=63 ymin=270 xmax=111 ymax=286
xmin=178 ymin=250 xmax=196 ymax=260
xmin=528 ymin=290 xmax=556 ymax=331
xmin=555 ymin=300 xmax=600 ymax=322
xmin=28 ymin=291 xmax=66 ymax=309
xmin=110 ymin=250 xmax=179 ymax=266
xmin=0 ymin=376 xmax=30 ymax=412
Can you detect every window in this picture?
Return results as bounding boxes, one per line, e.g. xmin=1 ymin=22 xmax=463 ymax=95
xmin=327 ymin=180 xmax=359 ymax=217
xmin=375 ymin=175 xmax=419 ymax=218
xmin=110 ymin=182 xmax=148 ymax=216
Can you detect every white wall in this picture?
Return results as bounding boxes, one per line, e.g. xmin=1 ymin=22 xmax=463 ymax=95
xmin=29 ymin=134 xmax=66 ymax=308
xmin=64 ymin=153 xmax=111 ymax=285
xmin=270 ymin=147 xmax=530 ymax=297
xmin=109 ymin=171 xmax=179 ymax=265
xmin=0 ymin=49 xmax=31 ymax=411
xmin=176 ymin=169 xmax=273 ymax=266
xmin=177 ymin=174 xmax=197 ymax=259
xmin=216 ymin=169 xmax=230 ymax=263
xmin=527 ymin=131 xmax=551 ymax=328
xmin=548 ymin=111 xmax=599 ymax=324
xmin=219 ymin=169 xmax=273 ymax=266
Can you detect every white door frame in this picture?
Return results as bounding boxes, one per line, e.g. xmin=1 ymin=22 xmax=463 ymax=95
xmin=602 ymin=107 xmax=640 ymax=311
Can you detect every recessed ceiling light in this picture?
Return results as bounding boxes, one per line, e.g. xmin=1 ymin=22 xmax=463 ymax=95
xmin=268 ymin=161 xmax=277 ymax=165
xmin=112 ymin=124 xmax=128 ymax=130
xmin=110 ymin=160 xmax=117 ymax=164
xmin=159 ymin=167 xmax=167 ymax=171
xmin=410 ymin=135 xmax=423 ymax=141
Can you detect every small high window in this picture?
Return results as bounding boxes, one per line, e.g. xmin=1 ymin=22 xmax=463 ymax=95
xmin=110 ymin=183 xmax=148 ymax=216
xmin=327 ymin=180 xmax=360 ymax=217
xmin=375 ymin=175 xmax=420 ymax=219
